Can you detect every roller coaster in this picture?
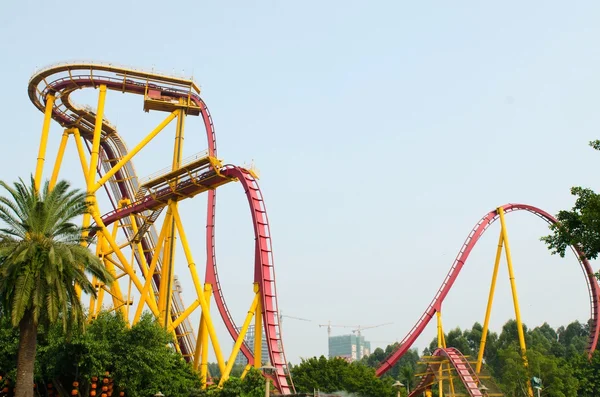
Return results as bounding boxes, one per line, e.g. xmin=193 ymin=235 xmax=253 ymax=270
xmin=376 ymin=204 xmax=600 ymax=397
xmin=28 ymin=62 xmax=292 ymax=394
xmin=26 ymin=61 xmax=600 ymax=396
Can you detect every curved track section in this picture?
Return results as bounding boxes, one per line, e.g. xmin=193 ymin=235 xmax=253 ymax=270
xmin=204 ymin=188 xmax=256 ymax=365
xmin=220 ymin=166 xmax=292 ymax=392
xmin=408 ymin=348 xmax=484 ymax=397
xmin=376 ymin=203 xmax=600 ymax=377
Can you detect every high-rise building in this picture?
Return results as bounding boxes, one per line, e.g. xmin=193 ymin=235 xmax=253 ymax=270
xmin=233 ymin=324 xmax=270 ymax=366
xmin=328 ymin=334 xmax=371 ymax=361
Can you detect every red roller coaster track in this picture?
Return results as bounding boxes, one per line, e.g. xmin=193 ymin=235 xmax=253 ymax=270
xmin=408 ymin=347 xmax=485 ymax=397
xmin=28 ymin=64 xmax=292 ymax=393
xmin=376 ymin=203 xmax=600 ymax=377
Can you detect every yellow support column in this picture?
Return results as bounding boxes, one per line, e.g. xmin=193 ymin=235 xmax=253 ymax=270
xmin=104 ymin=225 xmax=127 ymax=317
xmin=254 ymin=285 xmax=263 ymax=368
xmin=198 ymin=284 xmax=212 ymax=387
xmin=159 ymin=110 xmax=185 ymax=328
xmin=87 ymin=85 xmax=107 ymax=187
xmin=83 ymin=85 xmax=107 ymax=242
xmin=436 ymin=311 xmax=444 ymax=397
xmin=498 ymin=207 xmax=533 ymax=397
xmin=49 ymin=129 xmax=69 ymax=190
xmin=88 ymin=233 xmax=104 ymax=320
xmin=73 ymin=128 xmax=89 ymax=177
xmin=476 ymin=231 xmax=504 ymax=374
xmin=34 ymin=93 xmax=56 ymax=190
xmin=133 ymin=209 xmax=172 ymax=323
xmin=171 ymin=203 xmax=225 ymax=374
xmin=173 ymin=104 xmax=185 ymax=171
xmin=158 ymin=216 xmax=175 ymax=327
xmin=219 ymin=292 xmax=260 ymax=386
xmin=240 ymin=364 xmax=252 ymax=380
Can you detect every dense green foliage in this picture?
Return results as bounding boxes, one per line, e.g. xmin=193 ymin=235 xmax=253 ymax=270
xmin=0 ymin=311 xmax=201 ymax=397
xmin=290 ymin=356 xmax=394 ymax=397
xmin=0 ymin=177 xmax=114 ymax=397
xmin=542 ymin=140 xmax=600 ymax=279
xmin=194 ymin=368 xmax=267 ymax=397
xmin=361 ymin=345 xmax=419 ymax=392
xmin=362 ymin=319 xmax=600 ymax=397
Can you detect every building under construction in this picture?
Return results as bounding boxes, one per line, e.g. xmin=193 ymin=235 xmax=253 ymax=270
xmin=328 ymin=334 xmax=371 ymax=361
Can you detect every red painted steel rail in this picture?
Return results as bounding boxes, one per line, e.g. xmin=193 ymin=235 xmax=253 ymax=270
xmin=376 ymin=203 xmax=600 ymax=377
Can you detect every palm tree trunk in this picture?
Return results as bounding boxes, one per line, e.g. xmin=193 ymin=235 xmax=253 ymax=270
xmin=15 ymin=309 xmax=37 ymax=397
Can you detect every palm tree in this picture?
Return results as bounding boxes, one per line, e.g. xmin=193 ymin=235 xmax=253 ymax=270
xmin=0 ymin=177 xmax=113 ymax=397
xmin=400 ymin=365 xmax=414 ymax=394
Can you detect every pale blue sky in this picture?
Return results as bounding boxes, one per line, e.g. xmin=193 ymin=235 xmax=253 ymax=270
xmin=1 ymin=1 xmax=599 ymax=364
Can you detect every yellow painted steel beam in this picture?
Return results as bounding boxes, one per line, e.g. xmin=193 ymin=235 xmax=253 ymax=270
xmin=92 ymin=110 xmax=178 ymax=193
xmin=219 ymin=292 xmax=261 ymax=386
xmin=49 ymin=130 xmax=69 ymax=190
xmin=198 ymin=284 xmax=212 ymax=386
xmin=82 ymin=85 xmax=106 ymax=249
xmin=476 ymin=231 xmax=504 ymax=374
xmin=104 ymin=257 xmax=126 ymax=317
xmin=254 ymin=283 xmax=263 ymax=368
xmin=95 ymin=283 xmax=106 ymax=318
xmin=34 ymin=93 xmax=55 ymax=190
xmin=159 ymin=111 xmax=185 ymax=328
xmin=88 ymin=233 xmax=104 ymax=321
xmin=498 ymin=207 xmax=533 ymax=397
xmin=86 ymin=84 xmax=107 ymax=188
xmin=195 ymin=310 xmax=205 ymax=372
xmin=436 ymin=311 xmax=444 ymax=348
xmin=171 ymin=204 xmax=206 ymax=298
xmin=164 ymin=215 xmax=177 ymax=328
xmin=126 ymin=267 xmax=133 ymax=320
xmin=172 ymin=105 xmax=185 ymax=170
xmin=72 ymin=128 xmax=89 ymax=177
xmin=173 ymin=205 xmax=226 ymax=374
xmin=133 ymin=208 xmax=172 ymax=323
xmin=158 ymin=213 xmax=173 ymax=326
xmin=436 ymin=311 xmax=444 ymax=397
xmin=169 ymin=299 xmax=200 ymax=332
xmin=103 ymin=221 xmax=127 ymax=318
xmin=240 ymin=364 xmax=252 ymax=380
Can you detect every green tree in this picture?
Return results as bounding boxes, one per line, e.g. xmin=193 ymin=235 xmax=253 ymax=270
xmin=542 ymin=139 xmax=600 ymax=280
xmin=291 ymin=356 xmax=393 ymax=397
xmin=0 ymin=310 xmax=201 ymax=397
xmin=0 ymin=177 xmax=113 ymax=397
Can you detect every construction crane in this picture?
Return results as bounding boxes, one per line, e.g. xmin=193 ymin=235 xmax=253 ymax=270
xmin=352 ymin=322 xmax=393 ymax=339
xmin=318 ymin=321 xmax=355 ymax=338
xmin=279 ymin=310 xmax=311 ymax=334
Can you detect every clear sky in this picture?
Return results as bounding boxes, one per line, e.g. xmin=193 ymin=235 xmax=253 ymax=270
xmin=1 ymin=1 xmax=599 ymax=365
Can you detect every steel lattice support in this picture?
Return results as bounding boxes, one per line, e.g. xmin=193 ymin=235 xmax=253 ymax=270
xmin=28 ymin=62 xmax=294 ymax=394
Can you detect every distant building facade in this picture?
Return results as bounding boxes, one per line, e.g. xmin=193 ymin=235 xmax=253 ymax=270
xmin=233 ymin=324 xmax=270 ymax=366
xmin=328 ymin=334 xmax=371 ymax=361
